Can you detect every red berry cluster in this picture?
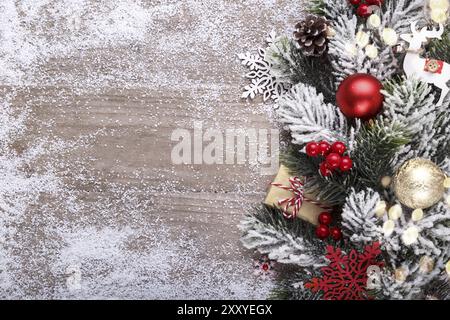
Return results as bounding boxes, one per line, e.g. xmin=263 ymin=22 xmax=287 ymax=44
xmin=305 ymin=141 xmax=353 ymax=177
xmin=315 ymin=212 xmax=343 ymax=241
xmin=348 ymin=0 xmax=383 ymax=18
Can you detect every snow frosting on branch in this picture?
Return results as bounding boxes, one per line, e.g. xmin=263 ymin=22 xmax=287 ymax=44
xmin=239 ymin=208 xmax=327 ymax=268
xmin=382 ymin=78 xmax=450 ymax=166
xmin=341 ymin=188 xmax=383 ymax=244
xmin=382 ymin=78 xmax=435 ymax=137
xmin=378 ymin=256 xmax=447 ymax=299
xmin=325 ymin=0 xmax=426 ymax=82
xmin=381 ymin=0 xmax=427 ymax=34
xmin=342 ymin=189 xmax=450 ymax=258
xmin=342 ymin=189 xmax=450 ymax=299
xmin=276 ymin=83 xmax=353 ymax=145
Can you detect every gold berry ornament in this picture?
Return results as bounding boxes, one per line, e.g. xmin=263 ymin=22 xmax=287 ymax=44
xmin=383 ymin=220 xmax=395 ymax=236
xmin=419 ymin=256 xmax=435 ymax=273
xmin=388 ymin=204 xmax=402 ymax=220
xmin=393 ymin=158 xmax=446 ymax=209
xmin=374 ymin=201 xmax=387 ymax=217
xmin=402 ymin=226 xmax=420 ymax=245
xmin=429 ymin=0 xmax=450 ymax=24
xmin=395 ymin=267 xmax=408 ymax=283
xmin=443 ymin=177 xmax=450 ymax=188
xmin=412 ymin=209 xmax=424 ymax=221
xmin=381 ymin=176 xmax=392 ymax=188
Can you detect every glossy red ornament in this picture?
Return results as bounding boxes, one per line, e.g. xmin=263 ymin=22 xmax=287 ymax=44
xmin=306 ymin=142 xmax=320 ymax=157
xmin=365 ymin=0 xmax=383 ymax=5
xmin=318 ymin=212 xmax=333 ymax=225
xmin=336 ymin=73 xmax=383 ymax=119
xmin=316 ymin=224 xmax=330 ymax=239
xmin=348 ymin=0 xmax=361 ymax=5
xmin=340 ymin=156 xmax=353 ymax=172
xmin=326 ymin=153 xmax=342 ymax=170
xmin=330 ymin=227 xmax=343 ymax=241
xmin=356 ymin=4 xmax=372 ymax=18
xmin=331 ymin=141 xmax=347 ymax=155
xmin=319 ymin=162 xmax=332 ymax=177
xmin=318 ymin=141 xmax=331 ymax=156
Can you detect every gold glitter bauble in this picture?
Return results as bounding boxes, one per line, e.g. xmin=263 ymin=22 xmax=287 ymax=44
xmin=393 ymin=158 xmax=445 ymax=209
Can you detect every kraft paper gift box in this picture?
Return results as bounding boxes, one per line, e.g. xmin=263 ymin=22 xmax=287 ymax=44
xmin=264 ymin=165 xmax=326 ymax=225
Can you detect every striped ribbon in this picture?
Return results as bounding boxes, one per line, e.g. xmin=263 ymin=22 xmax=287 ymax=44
xmin=271 ymin=177 xmax=330 ymax=219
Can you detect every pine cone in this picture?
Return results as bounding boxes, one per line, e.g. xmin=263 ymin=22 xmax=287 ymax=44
xmin=293 ymin=15 xmax=329 ymax=56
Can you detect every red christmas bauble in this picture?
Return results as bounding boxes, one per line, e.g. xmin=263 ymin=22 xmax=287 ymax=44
xmin=316 ymin=224 xmax=330 ymax=239
xmin=318 ymin=212 xmax=333 ymax=225
xmin=366 ymin=0 xmax=383 ymax=5
xmin=331 ymin=141 xmax=347 ymax=155
xmin=319 ymin=162 xmax=332 ymax=177
xmin=356 ymin=4 xmax=372 ymax=18
xmin=326 ymin=153 xmax=342 ymax=170
xmin=306 ymin=142 xmax=320 ymax=157
xmin=336 ymin=73 xmax=383 ymax=119
xmin=318 ymin=141 xmax=331 ymax=156
xmin=340 ymin=156 xmax=353 ymax=172
xmin=349 ymin=0 xmax=361 ymax=5
xmin=330 ymin=227 xmax=343 ymax=240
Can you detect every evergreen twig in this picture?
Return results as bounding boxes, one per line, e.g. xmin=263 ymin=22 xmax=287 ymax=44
xmin=266 ymin=37 xmax=336 ymax=103
xmin=428 ymin=25 xmax=450 ymax=62
xmin=308 ymin=0 xmax=326 ymax=16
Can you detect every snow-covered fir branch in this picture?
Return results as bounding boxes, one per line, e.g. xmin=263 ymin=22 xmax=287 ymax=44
xmin=265 ymin=36 xmax=299 ymax=84
xmin=341 ymin=185 xmax=450 ymax=299
xmin=383 ymin=204 xmax=449 ymax=259
xmin=382 ymin=78 xmax=450 ymax=166
xmin=265 ymin=36 xmax=336 ymax=102
xmin=381 ymin=0 xmax=427 ymax=34
xmin=325 ymin=0 xmax=426 ymax=82
xmin=377 ymin=254 xmax=449 ymax=299
xmin=343 ymin=188 xmax=450 ymax=258
xmin=341 ymin=188 xmax=383 ymax=244
xmin=382 ymin=78 xmax=436 ymax=137
xmin=276 ymin=83 xmax=355 ymax=146
xmin=239 ymin=207 xmax=327 ymax=268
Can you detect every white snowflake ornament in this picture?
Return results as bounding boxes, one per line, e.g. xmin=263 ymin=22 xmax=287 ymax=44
xmin=239 ymin=32 xmax=291 ymax=102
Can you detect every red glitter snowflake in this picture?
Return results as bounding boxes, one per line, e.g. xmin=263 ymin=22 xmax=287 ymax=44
xmin=305 ymin=242 xmax=384 ymax=300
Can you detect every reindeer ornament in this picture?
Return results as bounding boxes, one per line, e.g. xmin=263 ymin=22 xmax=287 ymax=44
xmin=400 ymin=21 xmax=450 ymax=106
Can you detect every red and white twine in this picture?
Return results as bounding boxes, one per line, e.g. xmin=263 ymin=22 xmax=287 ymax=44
xmin=271 ymin=177 xmax=330 ymax=219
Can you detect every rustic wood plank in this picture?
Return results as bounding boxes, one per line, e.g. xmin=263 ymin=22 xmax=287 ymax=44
xmin=0 ymin=0 xmax=306 ymax=299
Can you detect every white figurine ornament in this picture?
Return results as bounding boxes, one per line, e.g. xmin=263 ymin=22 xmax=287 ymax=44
xmin=400 ymin=21 xmax=450 ymax=105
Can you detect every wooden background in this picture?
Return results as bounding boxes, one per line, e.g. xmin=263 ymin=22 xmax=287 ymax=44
xmin=0 ymin=0 xmax=304 ymax=299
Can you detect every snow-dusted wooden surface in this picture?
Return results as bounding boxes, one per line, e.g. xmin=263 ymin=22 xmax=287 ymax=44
xmin=0 ymin=0 xmax=304 ymax=299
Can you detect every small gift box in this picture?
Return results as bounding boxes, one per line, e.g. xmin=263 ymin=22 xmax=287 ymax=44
xmin=264 ymin=165 xmax=329 ymax=225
